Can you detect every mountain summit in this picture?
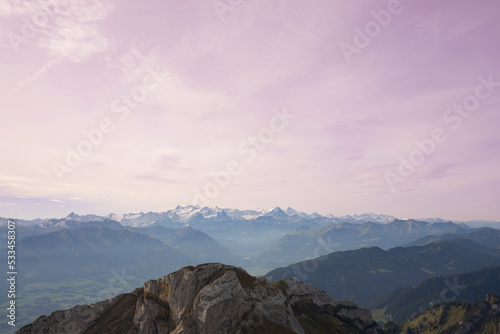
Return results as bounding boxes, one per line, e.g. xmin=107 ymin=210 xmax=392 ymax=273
xmin=18 ymin=263 xmax=380 ymax=334
xmin=264 ymin=206 xmax=290 ymax=219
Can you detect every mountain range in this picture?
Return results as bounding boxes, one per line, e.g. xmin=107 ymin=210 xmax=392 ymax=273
xmin=15 ymin=227 xmax=185 ymax=284
xmin=2 ymin=206 xmax=500 ymax=333
xmin=406 ymin=227 xmax=500 ymax=249
xmin=5 ymin=205 xmax=499 ymax=230
xmin=0 ymin=224 xmax=236 ymax=333
xmin=3 ymin=205 xmax=498 ymax=266
xmin=257 ymin=219 xmax=471 ymax=268
xmin=367 ymin=265 xmax=500 ymax=324
xmin=265 ymin=239 xmax=500 ymax=304
xmin=131 ymin=225 xmax=236 ymax=264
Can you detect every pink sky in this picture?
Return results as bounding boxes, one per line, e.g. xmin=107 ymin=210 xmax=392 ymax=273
xmin=1 ymin=0 xmax=499 ymax=220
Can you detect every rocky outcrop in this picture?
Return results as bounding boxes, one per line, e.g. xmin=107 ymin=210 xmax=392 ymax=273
xmin=18 ymin=263 xmax=381 ymax=334
xmin=454 ymin=294 xmax=500 ymax=334
xmin=396 ymin=294 xmax=500 ymax=334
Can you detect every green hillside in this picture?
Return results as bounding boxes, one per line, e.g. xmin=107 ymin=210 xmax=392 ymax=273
xmin=381 ymin=295 xmax=500 ymax=334
xmin=266 ymin=240 xmax=500 ymax=304
xmin=367 ymin=266 xmax=500 ymax=323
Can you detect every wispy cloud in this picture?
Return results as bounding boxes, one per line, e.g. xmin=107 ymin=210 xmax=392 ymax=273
xmin=10 ymin=56 xmax=61 ymax=95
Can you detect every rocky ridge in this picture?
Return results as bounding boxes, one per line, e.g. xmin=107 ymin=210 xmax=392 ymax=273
xmin=394 ymin=294 xmax=500 ymax=334
xmin=18 ymin=263 xmax=380 ymax=334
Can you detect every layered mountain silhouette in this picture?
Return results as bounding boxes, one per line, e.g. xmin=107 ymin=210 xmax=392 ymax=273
xmin=15 ymin=227 xmax=184 ymax=283
xmin=266 ymin=239 xmax=500 ymax=304
xmin=406 ymin=227 xmax=500 ymax=249
xmin=367 ymin=265 xmax=500 ymax=323
xmin=2 ymin=208 xmax=500 ymax=333
xmin=258 ymin=219 xmax=470 ymax=268
xmin=130 ymin=225 xmax=236 ymax=264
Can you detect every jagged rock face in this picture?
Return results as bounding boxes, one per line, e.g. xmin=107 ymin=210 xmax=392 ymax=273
xmin=454 ymin=294 xmax=500 ymax=334
xmin=18 ymin=263 xmax=381 ymax=334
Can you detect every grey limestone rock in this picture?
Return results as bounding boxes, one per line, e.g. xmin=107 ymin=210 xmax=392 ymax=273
xmin=18 ymin=263 xmax=380 ymax=334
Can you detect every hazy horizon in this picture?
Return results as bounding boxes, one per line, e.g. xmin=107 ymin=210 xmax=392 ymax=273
xmin=2 ymin=204 xmax=498 ymax=224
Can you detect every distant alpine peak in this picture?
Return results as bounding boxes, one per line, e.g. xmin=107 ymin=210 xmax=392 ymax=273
xmin=285 ymin=207 xmax=317 ymax=219
xmin=66 ymin=212 xmax=78 ymax=219
xmin=267 ymin=206 xmax=286 ymax=214
xmin=65 ymin=212 xmax=106 ymax=222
